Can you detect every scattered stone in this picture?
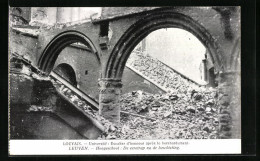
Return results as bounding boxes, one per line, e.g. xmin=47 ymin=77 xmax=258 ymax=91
xmin=191 ymin=90 xmax=198 ymax=97
xmin=206 ymin=111 xmax=212 ymax=115
xmin=163 ymin=111 xmax=172 ymax=118
xmin=140 ymin=105 xmax=148 ymax=111
xmin=169 ymin=95 xmax=178 ymax=100
xmin=151 ymin=107 xmax=158 ymax=111
xmin=70 ymin=95 xmax=79 ymax=102
xmin=106 ymin=134 xmax=117 ymax=139
xmin=186 ymin=106 xmax=196 ymax=113
xmin=197 ymin=107 xmax=205 ymax=111
xmin=109 ymin=125 xmax=116 ymax=132
xmin=203 ymin=116 xmax=210 ymax=121
xmin=213 ymin=118 xmax=219 ymax=125
xmin=152 ymin=101 xmax=161 ymax=107
xmin=48 ymin=51 xmax=221 ymax=140
xmin=205 ymin=107 xmax=212 ymax=112
xmin=203 ymin=126 xmax=210 ymax=133
xmin=62 ymin=87 xmax=68 ymax=93
xmin=193 ymin=93 xmax=203 ymax=100
xmin=206 ymin=99 xmax=215 ymax=106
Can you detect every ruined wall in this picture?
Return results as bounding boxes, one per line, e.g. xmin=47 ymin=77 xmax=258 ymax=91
xmin=101 ymin=7 xmax=241 ymax=75
xmin=9 ymin=30 xmax=39 ymax=108
xmin=10 ymin=7 xmax=241 ymax=138
xmin=9 ymin=74 xmax=34 ymax=107
xmin=35 ymin=7 xmax=241 ymax=76
xmin=53 ymin=46 xmax=101 ymax=100
xmin=97 ymin=7 xmax=241 ymax=137
xmin=54 ymin=45 xmax=163 ymax=101
xmin=101 ymin=7 xmax=159 ymax=19
xmin=9 ymin=7 xmax=31 ymax=25
xmin=9 ymin=28 xmax=163 ymax=104
xmin=30 ymin=7 xmax=102 ymax=25
xmin=9 ymin=30 xmax=38 ymax=65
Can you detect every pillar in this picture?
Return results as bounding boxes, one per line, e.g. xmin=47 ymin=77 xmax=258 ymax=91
xmin=98 ymin=78 xmax=122 ymax=124
xmin=218 ymin=71 xmax=240 ymax=138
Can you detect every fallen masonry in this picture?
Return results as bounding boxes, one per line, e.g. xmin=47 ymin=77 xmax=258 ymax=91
xmin=97 ymin=88 xmax=220 ymax=139
xmin=10 ymin=52 xmax=221 ymax=140
xmin=9 ymin=7 xmax=241 ymax=140
xmin=50 ymin=69 xmax=220 ymax=139
xmin=126 ymin=51 xmax=204 ymax=92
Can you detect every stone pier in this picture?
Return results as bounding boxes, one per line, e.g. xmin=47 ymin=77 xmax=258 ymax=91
xmin=98 ymin=79 xmax=122 ymax=124
xmin=218 ymin=71 xmax=241 ymax=138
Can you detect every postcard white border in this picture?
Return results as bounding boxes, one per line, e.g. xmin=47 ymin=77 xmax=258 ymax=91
xmin=9 ymin=139 xmax=241 ymax=155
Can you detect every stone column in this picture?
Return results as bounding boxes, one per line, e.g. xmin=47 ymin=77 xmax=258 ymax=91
xmin=98 ymin=78 xmax=122 ymax=124
xmin=218 ymin=71 xmax=240 ymax=138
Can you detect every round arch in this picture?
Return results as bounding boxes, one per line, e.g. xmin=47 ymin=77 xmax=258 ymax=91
xmin=105 ymin=11 xmax=224 ymax=79
xmin=38 ymin=30 xmax=99 ymax=74
xmin=53 ymin=63 xmax=77 ymax=87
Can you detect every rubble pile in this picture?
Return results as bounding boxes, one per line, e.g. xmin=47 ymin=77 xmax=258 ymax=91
xmin=126 ymin=51 xmax=202 ymax=92
xmin=97 ymin=52 xmax=220 ymax=139
xmin=12 ymin=51 xmax=220 ymax=140
xmin=97 ymin=87 xmax=219 ymax=139
xmin=49 ymin=51 xmax=220 ymax=140
xmin=51 ymin=73 xmax=220 ymax=139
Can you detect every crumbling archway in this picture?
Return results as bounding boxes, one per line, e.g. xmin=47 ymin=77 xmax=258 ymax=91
xmin=99 ymin=11 xmax=225 ymax=124
xmin=104 ymin=11 xmax=224 ymax=79
xmin=38 ymin=30 xmax=99 ymax=74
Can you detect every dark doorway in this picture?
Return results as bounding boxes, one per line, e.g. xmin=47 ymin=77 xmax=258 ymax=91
xmin=53 ymin=63 xmax=77 ymax=87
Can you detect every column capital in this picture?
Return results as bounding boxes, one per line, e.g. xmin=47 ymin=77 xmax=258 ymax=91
xmin=218 ymin=70 xmax=240 ymax=84
xmin=98 ymin=78 xmax=122 ymax=89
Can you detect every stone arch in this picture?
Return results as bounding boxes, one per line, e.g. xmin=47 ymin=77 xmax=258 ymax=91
xmin=38 ymin=30 xmax=99 ymax=74
xmin=53 ymin=63 xmax=77 ymax=87
xmin=105 ymin=11 xmax=224 ymax=79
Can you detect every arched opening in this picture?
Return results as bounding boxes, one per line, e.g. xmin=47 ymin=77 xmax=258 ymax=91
xmin=100 ymin=11 xmax=225 ymax=139
xmin=105 ymin=11 xmax=224 ymax=79
xmin=52 ymin=42 xmax=101 ymax=101
xmin=38 ymin=30 xmax=101 ymax=102
xmin=38 ymin=30 xmax=99 ymax=74
xmin=121 ymin=28 xmax=220 ymax=95
xmin=53 ymin=63 xmax=77 ymax=87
